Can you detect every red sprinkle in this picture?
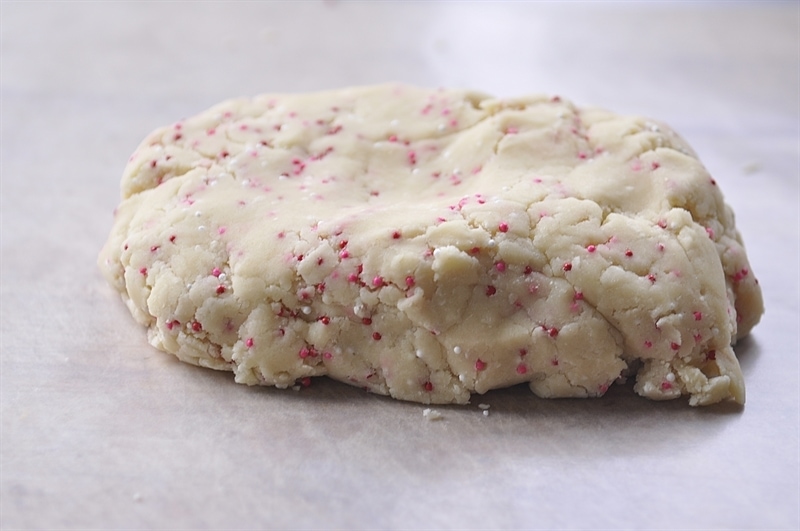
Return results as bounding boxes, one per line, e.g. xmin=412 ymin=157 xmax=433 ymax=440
xmin=300 ymin=377 xmax=312 ymax=387
xmin=392 ymin=231 xmax=401 ymax=239
xmin=562 ymin=262 xmax=572 ymax=272
xmin=405 ymin=275 xmax=416 ymax=288
xmin=191 ymin=321 xmax=202 ymax=332
xmin=670 ymin=342 xmax=681 ymax=351
xmin=216 ymin=285 xmax=226 ymax=294
xmin=625 ymin=249 xmax=633 ymax=257
xmin=475 ymin=359 xmax=487 ymax=371
xmin=498 ymin=222 xmax=509 ymax=233
xmin=523 ymin=265 xmax=533 ymax=275
xmin=485 ymin=285 xmax=497 ymax=296
xmin=372 ymin=332 xmax=382 ymax=341
xmin=423 ymin=381 xmax=434 ymax=392
xmin=516 ymin=363 xmax=528 ymax=375
xmin=362 ymin=317 xmax=373 ymax=326
xmin=495 ymin=261 xmax=507 ymax=273
xmin=548 ymin=327 xmax=559 ymax=338
xmin=319 ymin=316 xmax=330 ymax=325
xmin=706 ymin=350 xmax=717 ymax=361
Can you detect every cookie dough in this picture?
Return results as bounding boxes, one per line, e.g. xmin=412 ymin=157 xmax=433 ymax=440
xmin=98 ymin=84 xmax=763 ymax=406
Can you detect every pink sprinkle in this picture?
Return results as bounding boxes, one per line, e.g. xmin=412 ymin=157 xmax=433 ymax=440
xmin=732 ymin=268 xmax=749 ymax=282
xmin=670 ymin=342 xmax=681 ymax=351
xmin=323 ymin=351 xmax=333 ymax=360
xmin=166 ymin=320 xmax=177 ymax=330
xmin=498 ymin=222 xmax=509 ymax=233
xmin=661 ymin=381 xmax=673 ymax=391
xmin=693 ymin=311 xmax=703 ymax=321
xmin=651 ymin=161 xmax=661 ymax=170
xmin=657 ymin=243 xmax=665 ymax=252
xmin=347 ymin=273 xmax=359 ymax=283
xmin=211 ymin=267 xmax=222 ymax=277
xmin=516 ymin=363 xmax=528 ymax=375
xmin=705 ymin=227 xmax=715 ymax=239
xmin=191 ymin=321 xmax=202 ymax=332
xmin=218 ymin=227 xmax=227 ymax=235
xmin=388 ymin=134 xmax=398 ymax=142
xmin=587 ymin=244 xmax=596 ymax=253
xmin=505 ymin=127 xmax=518 ymax=134
xmin=139 ymin=267 xmax=147 ymax=276
xmin=407 ymin=151 xmax=417 ymax=165
xmin=578 ymin=151 xmax=587 ymax=159
xmin=644 ymin=340 xmax=653 ymax=348
xmin=372 ymin=276 xmax=384 ymax=287
xmin=245 ymin=338 xmax=254 ymax=348
xmin=599 ymin=383 xmax=609 ymax=394
xmin=299 ymin=347 xmax=311 ymax=359
xmin=300 ymin=377 xmax=312 ymax=388
xmin=150 ymin=245 xmax=159 ymax=253
xmin=339 ymin=250 xmax=350 ymax=259
xmin=405 ymin=275 xmax=416 ymax=288
xmin=485 ymin=285 xmax=497 ymax=296
xmin=475 ymin=359 xmax=487 ymax=371
xmin=495 ymin=261 xmax=507 ymax=273
xmin=574 ymin=291 xmax=584 ymax=301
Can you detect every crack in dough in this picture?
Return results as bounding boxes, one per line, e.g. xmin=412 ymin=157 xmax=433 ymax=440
xmin=99 ymin=84 xmax=763 ymax=406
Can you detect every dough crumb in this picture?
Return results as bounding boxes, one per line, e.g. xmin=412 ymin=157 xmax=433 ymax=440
xmin=423 ymin=408 xmax=444 ymax=421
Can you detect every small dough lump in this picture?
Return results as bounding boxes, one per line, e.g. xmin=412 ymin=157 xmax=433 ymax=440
xmin=98 ymin=84 xmax=764 ymax=406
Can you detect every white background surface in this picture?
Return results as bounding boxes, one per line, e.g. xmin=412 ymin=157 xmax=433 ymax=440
xmin=1 ymin=1 xmax=798 ymax=529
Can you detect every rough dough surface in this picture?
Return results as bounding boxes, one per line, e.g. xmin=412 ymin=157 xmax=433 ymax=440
xmin=99 ymin=84 xmax=763 ymax=406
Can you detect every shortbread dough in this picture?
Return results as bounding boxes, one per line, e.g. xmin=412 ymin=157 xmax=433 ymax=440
xmin=99 ymin=84 xmax=763 ymax=406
